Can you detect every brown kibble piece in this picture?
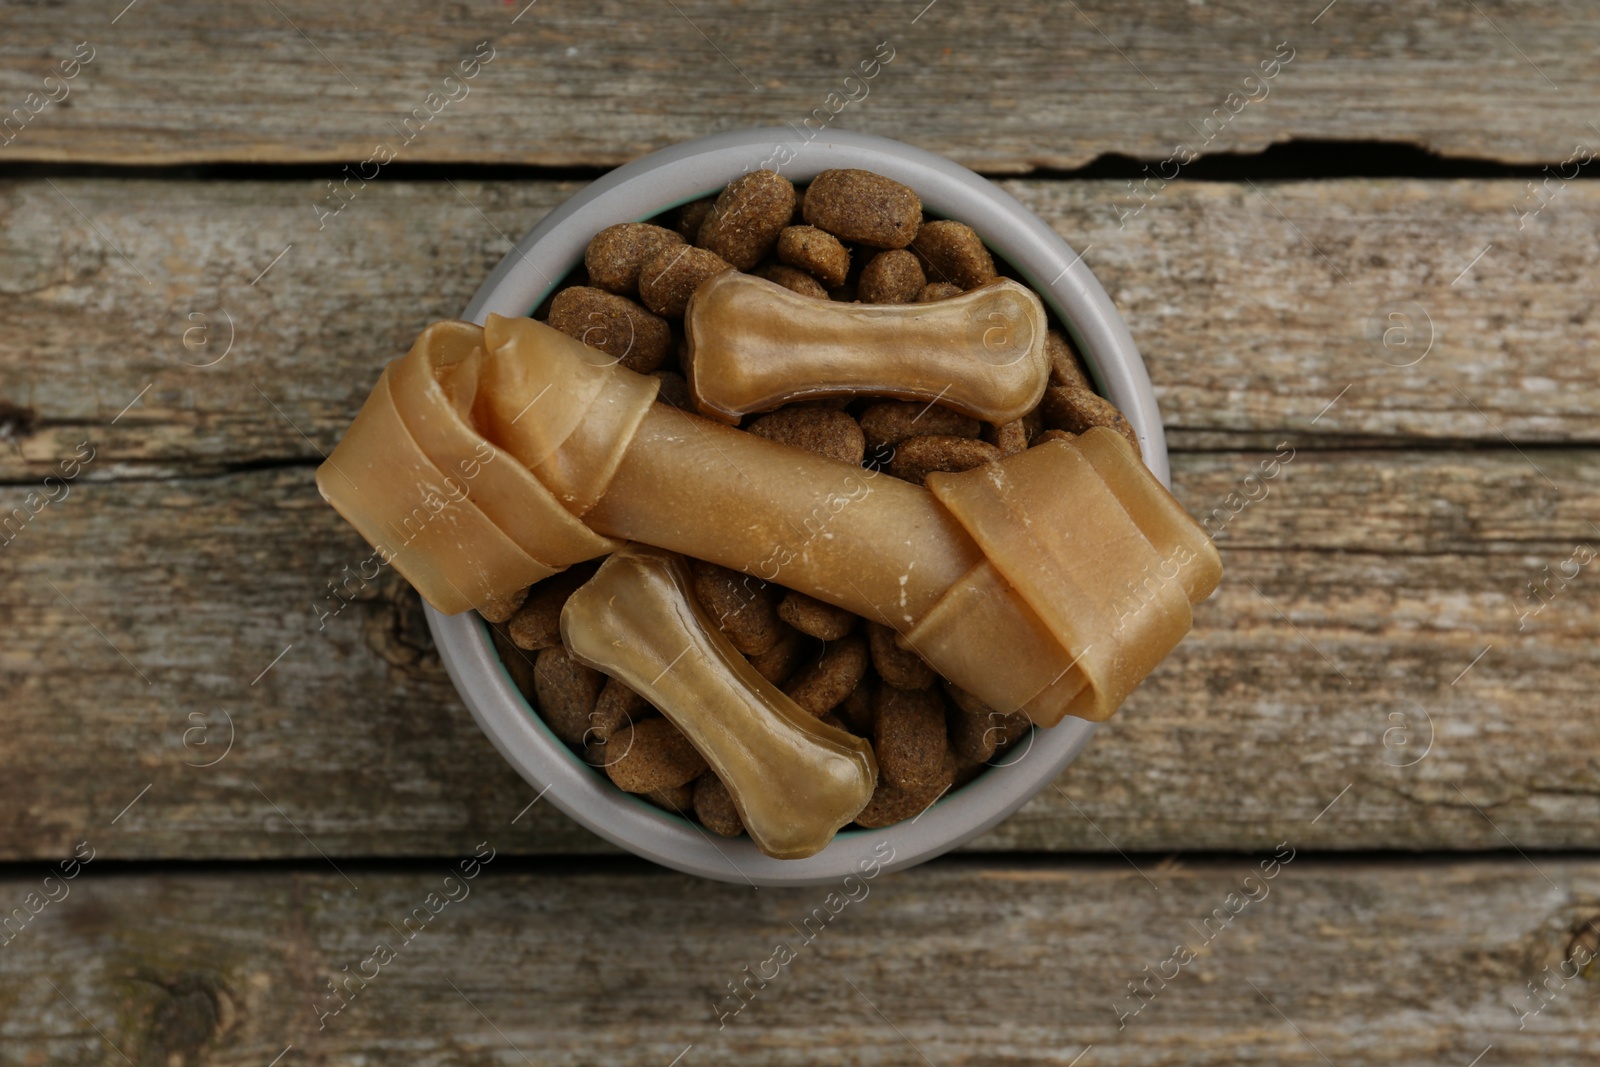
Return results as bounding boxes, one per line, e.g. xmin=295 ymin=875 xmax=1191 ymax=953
xmin=746 ymin=407 xmax=865 ymax=466
xmin=533 ymin=645 xmax=605 ymax=746
xmin=915 ymin=281 xmax=960 ymax=302
xmin=689 ymin=559 xmax=784 ymax=655
xmin=478 ymin=585 xmax=528 ymax=625
xmin=507 ymin=565 xmax=597 ymax=651
xmin=916 ymin=282 xmax=963 ymax=303
xmin=588 ymin=678 xmax=652 ymax=745
xmin=693 ymin=774 xmax=745 ymax=836
xmin=836 ymin=681 xmax=875 ymax=735
xmin=651 ymin=369 xmax=693 ymax=411
xmin=585 ymin=223 xmax=686 ymax=298
xmin=911 ymin=219 xmax=997 ymax=289
xmin=859 ymin=401 xmax=981 ymax=452
xmin=639 ymin=245 xmax=734 ymax=318
xmin=866 ymin=622 xmax=936 ymax=689
xmin=873 ymin=687 xmax=950 ymax=790
xmin=984 ymin=419 xmax=1029 ymax=457
xmin=854 ymin=750 xmax=956 ymax=828
xmin=1034 ymin=428 xmax=1076 ymax=446
xmin=643 ymin=781 xmax=695 ymax=815
xmin=754 ymin=263 xmax=829 ymax=300
xmin=580 ymin=738 xmax=612 ymax=770
xmin=857 ymin=249 xmax=926 ymax=304
xmin=508 ymin=566 xmax=598 ymax=652
xmin=944 ymin=683 xmax=1030 ymax=762
xmin=697 ymin=170 xmax=796 ymax=270
xmin=1040 ymin=385 xmax=1141 ymax=455
xmin=778 ymin=590 xmax=858 ymax=641
xmin=490 ymin=626 xmax=539 ymax=703
xmin=745 ymin=623 xmax=809 ymax=685
xmin=783 ymin=633 xmax=869 ymax=717
xmin=1045 ymin=329 xmax=1094 ymax=390
xmin=605 ymin=717 xmax=709 ymax=793
xmin=803 ymin=169 xmax=922 ymax=249
xmin=547 ymin=286 xmax=672 ymax=373
xmin=674 ymin=198 xmax=715 ymax=243
xmin=886 ymin=435 xmax=1002 ymax=486
xmin=776 ymin=225 xmax=851 ymax=288
xmin=952 ymin=752 xmax=989 ymax=790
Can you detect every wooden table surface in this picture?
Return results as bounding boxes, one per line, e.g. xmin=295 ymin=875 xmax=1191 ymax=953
xmin=2 ymin=2 xmax=1597 ymax=1063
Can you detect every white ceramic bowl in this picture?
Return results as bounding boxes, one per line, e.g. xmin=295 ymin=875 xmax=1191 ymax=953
xmin=425 ymin=127 xmax=1166 ymax=886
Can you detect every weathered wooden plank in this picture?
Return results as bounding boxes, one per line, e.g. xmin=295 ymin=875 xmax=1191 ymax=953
xmin=1 ymin=859 xmax=1595 ymax=1064
xmin=3 ymin=175 xmax=1595 ymax=483
xmin=1 ymin=450 xmax=1596 ymax=860
xmin=0 ymin=2 xmax=1595 ymax=169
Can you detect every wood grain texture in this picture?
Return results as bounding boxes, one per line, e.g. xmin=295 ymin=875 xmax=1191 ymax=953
xmin=0 ymin=2 xmax=1595 ymax=169
xmin=1 ymin=858 xmax=1596 ymax=1064
xmin=3 ymin=176 xmax=1596 ymax=486
xmin=1 ymin=449 xmax=1595 ymax=861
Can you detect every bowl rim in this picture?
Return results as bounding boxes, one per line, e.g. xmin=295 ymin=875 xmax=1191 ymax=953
xmin=425 ymin=126 xmax=1163 ymax=886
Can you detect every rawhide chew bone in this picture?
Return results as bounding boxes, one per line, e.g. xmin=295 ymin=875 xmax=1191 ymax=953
xmin=683 ymin=272 xmax=1051 ymax=425
xmin=560 ymin=545 xmax=878 ymax=859
xmin=318 ymin=314 xmax=1220 ymax=725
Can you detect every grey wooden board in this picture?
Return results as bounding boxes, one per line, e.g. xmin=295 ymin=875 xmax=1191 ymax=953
xmin=0 ymin=858 xmax=1595 ymax=1064
xmin=0 ymin=1 xmax=1595 ymax=169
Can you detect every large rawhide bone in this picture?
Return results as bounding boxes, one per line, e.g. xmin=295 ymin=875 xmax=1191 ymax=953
xmin=684 ymin=272 xmax=1051 ymax=425
xmin=560 ymin=545 xmax=878 ymax=859
xmin=318 ymin=314 xmax=1222 ymax=725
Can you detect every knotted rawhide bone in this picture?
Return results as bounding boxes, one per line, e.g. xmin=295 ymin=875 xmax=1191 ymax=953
xmin=318 ymin=314 xmax=1221 ymax=725
xmin=683 ymin=272 xmax=1052 ymax=425
xmin=560 ymin=545 xmax=878 ymax=859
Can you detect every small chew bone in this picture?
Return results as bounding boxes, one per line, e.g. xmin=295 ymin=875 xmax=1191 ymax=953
xmin=684 ymin=272 xmax=1051 ymax=425
xmin=560 ymin=545 xmax=878 ymax=859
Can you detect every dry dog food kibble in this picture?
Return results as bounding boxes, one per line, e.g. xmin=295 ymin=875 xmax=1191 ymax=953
xmin=693 ymin=773 xmax=745 ymax=836
xmin=803 ymin=169 xmax=922 ymax=249
xmin=589 ymin=678 xmax=651 ymax=744
xmin=867 ymin=622 xmax=937 ymax=690
xmin=746 ymin=407 xmax=865 ymax=466
xmin=755 ymin=263 xmax=830 ymax=300
xmin=859 ymin=400 xmax=981 ymax=452
xmin=783 ymin=633 xmax=869 ymax=717
xmin=690 ymin=559 xmax=784 ymax=656
xmin=477 ymin=585 xmax=528 ymax=625
xmin=986 ymin=419 xmax=1030 ymax=457
xmin=697 ymin=169 xmax=796 ymax=270
xmin=585 ymin=223 xmax=686 ymax=297
xmin=873 ymin=686 xmax=951 ymax=790
xmin=911 ymin=219 xmax=997 ymax=290
xmin=778 ymin=590 xmax=858 ymax=641
xmin=1046 ymin=328 xmax=1094 ymax=391
xmin=745 ymin=623 xmax=809 ymax=685
xmin=858 ymin=249 xmax=926 ymax=304
xmin=533 ymin=646 xmax=605 ymax=745
xmin=1041 ymin=384 xmax=1141 ymax=455
xmin=456 ymin=164 xmax=1169 ymax=851
xmin=639 ymin=245 xmax=733 ymax=318
xmin=885 ymin=434 xmax=1002 ymax=486
xmin=674 ymin=198 xmax=715 ymax=243
xmin=546 ymin=286 xmax=672 ymax=373
xmin=605 ymin=717 xmax=709 ymax=793
xmin=776 ymin=225 xmax=851 ymax=288
xmin=508 ymin=565 xmax=598 ymax=650
xmin=854 ymin=750 xmax=956 ymax=828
